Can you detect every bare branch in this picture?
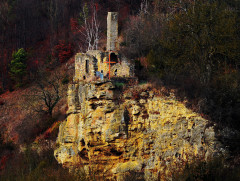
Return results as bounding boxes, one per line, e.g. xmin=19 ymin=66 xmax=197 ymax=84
xmin=26 ymin=71 xmax=65 ymax=117
xmin=78 ymin=2 xmax=101 ymax=51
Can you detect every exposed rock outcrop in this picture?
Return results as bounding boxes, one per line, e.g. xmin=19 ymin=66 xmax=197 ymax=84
xmin=54 ymin=81 xmax=223 ymax=180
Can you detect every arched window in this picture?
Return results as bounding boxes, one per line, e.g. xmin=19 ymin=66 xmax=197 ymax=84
xmin=110 ymin=53 xmax=118 ymax=65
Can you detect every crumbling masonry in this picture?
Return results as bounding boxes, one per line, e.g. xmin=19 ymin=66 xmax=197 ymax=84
xmin=74 ymin=12 xmax=134 ymax=82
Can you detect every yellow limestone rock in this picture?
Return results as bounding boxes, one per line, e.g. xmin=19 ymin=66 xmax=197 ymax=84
xmin=54 ymin=81 xmax=223 ymax=180
xmin=112 ymin=161 xmax=142 ymax=174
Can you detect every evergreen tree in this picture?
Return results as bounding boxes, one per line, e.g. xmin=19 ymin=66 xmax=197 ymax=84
xmin=9 ymin=48 xmax=27 ymax=87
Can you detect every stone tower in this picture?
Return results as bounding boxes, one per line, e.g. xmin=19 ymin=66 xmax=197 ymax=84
xmin=107 ymin=12 xmax=119 ymax=51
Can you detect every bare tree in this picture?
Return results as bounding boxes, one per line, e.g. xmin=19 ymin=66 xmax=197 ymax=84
xmin=28 ymin=72 xmax=65 ymax=117
xmin=77 ymin=2 xmax=100 ymax=51
xmin=140 ymin=0 xmax=149 ymax=15
xmin=123 ymin=1 xmax=162 ymax=58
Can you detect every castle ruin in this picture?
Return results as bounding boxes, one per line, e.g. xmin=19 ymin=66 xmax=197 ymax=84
xmin=74 ymin=12 xmax=133 ymax=82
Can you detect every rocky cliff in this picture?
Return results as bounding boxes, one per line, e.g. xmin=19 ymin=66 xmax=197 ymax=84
xmin=54 ymin=81 xmax=223 ymax=180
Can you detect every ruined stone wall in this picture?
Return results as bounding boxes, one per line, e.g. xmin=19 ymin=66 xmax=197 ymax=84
xmin=74 ymin=53 xmax=96 ymax=81
xmin=75 ymin=51 xmax=133 ymax=81
xmin=54 ymin=82 xmax=223 ymax=180
xmin=96 ymin=52 xmax=110 ymax=76
xmin=107 ymin=12 xmax=119 ymax=51
xmin=110 ymin=60 xmax=131 ymax=77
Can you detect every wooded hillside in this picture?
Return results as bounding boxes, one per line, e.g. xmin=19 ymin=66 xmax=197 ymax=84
xmin=0 ymin=0 xmax=142 ymax=91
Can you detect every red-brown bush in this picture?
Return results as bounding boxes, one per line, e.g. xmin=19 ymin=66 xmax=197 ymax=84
xmin=52 ymin=41 xmax=73 ymax=63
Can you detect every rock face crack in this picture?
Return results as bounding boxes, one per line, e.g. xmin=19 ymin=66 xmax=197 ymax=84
xmin=54 ymin=81 xmax=224 ymax=180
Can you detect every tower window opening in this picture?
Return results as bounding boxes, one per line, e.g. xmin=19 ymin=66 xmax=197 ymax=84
xmin=110 ymin=53 xmax=118 ymax=65
xmin=86 ymin=59 xmax=89 ymax=74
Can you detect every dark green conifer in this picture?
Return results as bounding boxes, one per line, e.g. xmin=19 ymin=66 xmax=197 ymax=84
xmin=9 ymin=48 xmax=27 ymax=87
